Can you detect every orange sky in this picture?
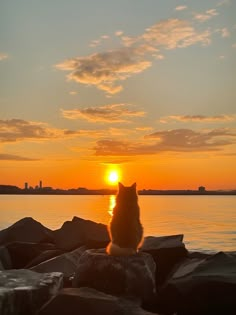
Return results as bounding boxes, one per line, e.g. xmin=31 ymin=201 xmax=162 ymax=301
xmin=1 ymin=1 xmax=236 ymax=191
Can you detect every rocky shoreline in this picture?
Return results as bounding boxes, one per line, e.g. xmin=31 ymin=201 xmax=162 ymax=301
xmin=0 ymin=217 xmax=235 ymax=315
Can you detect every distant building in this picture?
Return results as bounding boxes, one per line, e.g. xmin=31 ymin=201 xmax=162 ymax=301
xmin=198 ymin=186 xmax=206 ymax=192
xmin=24 ymin=182 xmax=28 ymax=190
xmin=39 ymin=180 xmax=42 ymax=189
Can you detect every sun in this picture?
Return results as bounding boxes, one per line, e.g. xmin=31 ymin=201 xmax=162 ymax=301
xmin=106 ymin=169 xmax=120 ymax=186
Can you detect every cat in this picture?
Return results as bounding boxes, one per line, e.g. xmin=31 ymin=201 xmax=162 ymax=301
xmin=106 ymin=182 xmax=143 ymax=256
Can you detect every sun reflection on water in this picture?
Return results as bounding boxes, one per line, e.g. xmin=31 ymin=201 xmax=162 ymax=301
xmin=108 ymin=195 xmax=116 ymax=216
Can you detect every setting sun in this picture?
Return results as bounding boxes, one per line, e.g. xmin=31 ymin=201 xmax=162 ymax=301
xmin=106 ymin=169 xmax=120 ymax=186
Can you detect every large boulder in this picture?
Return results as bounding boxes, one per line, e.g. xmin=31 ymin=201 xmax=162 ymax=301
xmin=0 ymin=246 xmax=12 ymax=269
xmin=141 ymin=234 xmax=188 ymax=286
xmin=73 ymin=249 xmax=156 ymax=303
xmin=0 ymin=269 xmax=63 ymax=315
xmin=31 ymin=246 xmax=86 ymax=280
xmin=6 ymin=241 xmax=56 ymax=269
xmin=0 ymin=217 xmax=53 ymax=246
xmin=38 ymin=287 xmax=158 ymax=315
xmin=52 ymin=216 xmax=109 ymax=251
xmin=157 ymin=251 xmax=236 ymax=315
xmin=26 ymin=249 xmax=64 ymax=268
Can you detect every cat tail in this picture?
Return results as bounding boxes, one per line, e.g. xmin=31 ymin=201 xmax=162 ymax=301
xmin=106 ymin=242 xmax=137 ymax=256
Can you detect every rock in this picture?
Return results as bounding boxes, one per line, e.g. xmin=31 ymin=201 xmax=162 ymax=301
xmin=38 ymin=287 xmax=158 ymax=315
xmin=0 ymin=217 xmax=54 ymax=246
xmin=52 ymin=216 xmax=109 ymax=251
xmin=73 ymin=249 xmax=156 ymax=303
xmin=141 ymin=234 xmax=188 ymax=286
xmin=0 ymin=246 xmax=12 ymax=269
xmin=6 ymin=241 xmax=56 ymax=269
xmin=157 ymin=251 xmax=236 ymax=315
xmin=31 ymin=246 xmax=87 ymax=278
xmin=26 ymin=249 xmax=64 ymax=268
xmin=0 ymin=269 xmax=63 ymax=315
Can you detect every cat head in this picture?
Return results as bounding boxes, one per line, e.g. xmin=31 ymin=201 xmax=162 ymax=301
xmin=117 ymin=182 xmax=137 ymax=197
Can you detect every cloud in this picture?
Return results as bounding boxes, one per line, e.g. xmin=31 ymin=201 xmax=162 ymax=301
xmin=217 ymin=0 xmax=231 ymax=6
xmin=221 ymin=27 xmax=230 ymax=37
xmin=0 ymin=153 xmax=39 ymax=161
xmin=0 ymin=119 xmax=105 ymax=142
xmin=56 ymin=47 xmax=151 ymax=94
xmin=0 ymin=119 xmax=64 ymax=142
xmin=232 ymin=43 xmax=236 ymax=48
xmin=160 ymin=114 xmax=236 ymax=123
xmin=94 ymin=128 xmax=236 ymax=156
xmin=61 ymin=104 xmax=145 ymax=123
xmin=115 ymin=31 xmax=124 ymax=37
xmin=193 ymin=9 xmax=219 ymax=23
xmin=175 ymin=5 xmax=187 ymax=11
xmin=0 ymin=53 xmax=8 ymax=61
xmin=56 ymin=19 xmax=211 ymax=94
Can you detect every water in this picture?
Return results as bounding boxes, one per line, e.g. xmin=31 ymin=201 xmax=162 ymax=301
xmin=0 ymin=195 xmax=235 ymax=252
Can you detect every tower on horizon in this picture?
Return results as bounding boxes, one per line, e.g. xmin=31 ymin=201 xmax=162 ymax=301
xmin=39 ymin=180 xmax=42 ymax=189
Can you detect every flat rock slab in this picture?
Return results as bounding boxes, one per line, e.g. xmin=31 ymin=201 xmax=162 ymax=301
xmin=141 ymin=234 xmax=188 ymax=286
xmin=158 ymin=251 xmax=236 ymax=315
xmin=31 ymin=246 xmax=87 ymax=277
xmin=73 ymin=249 xmax=156 ymax=303
xmin=0 ymin=269 xmax=63 ymax=315
xmin=38 ymin=287 xmax=158 ymax=315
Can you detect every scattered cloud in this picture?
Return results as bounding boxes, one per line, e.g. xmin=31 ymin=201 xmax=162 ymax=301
xmin=115 ymin=31 xmax=124 ymax=37
xmin=56 ymin=47 xmax=151 ymax=94
xmin=160 ymin=114 xmax=236 ymax=123
xmin=0 ymin=118 xmax=106 ymax=142
xmin=0 ymin=119 xmax=63 ymax=142
xmin=0 ymin=153 xmax=39 ymax=161
xmin=61 ymin=104 xmax=145 ymax=123
xmin=69 ymin=91 xmax=78 ymax=95
xmin=232 ymin=43 xmax=236 ymax=48
xmin=56 ymin=18 xmax=211 ymax=94
xmin=0 ymin=53 xmax=8 ymax=61
xmin=193 ymin=9 xmax=219 ymax=23
xmin=94 ymin=128 xmax=236 ymax=156
xmin=175 ymin=5 xmax=187 ymax=11
xmin=221 ymin=27 xmax=230 ymax=37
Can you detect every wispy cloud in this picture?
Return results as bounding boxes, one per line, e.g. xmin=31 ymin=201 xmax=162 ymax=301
xmin=61 ymin=104 xmax=145 ymax=123
xmin=0 ymin=153 xmax=39 ymax=161
xmin=193 ymin=9 xmax=219 ymax=23
xmin=94 ymin=128 xmax=236 ymax=156
xmin=221 ymin=27 xmax=230 ymax=37
xmin=0 ymin=119 xmax=105 ymax=142
xmin=217 ymin=0 xmax=231 ymax=7
xmin=160 ymin=114 xmax=236 ymax=123
xmin=56 ymin=18 xmax=211 ymax=94
xmin=0 ymin=53 xmax=9 ymax=61
xmin=175 ymin=5 xmax=187 ymax=11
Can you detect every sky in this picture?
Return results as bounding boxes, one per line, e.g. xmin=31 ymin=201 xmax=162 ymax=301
xmin=0 ymin=0 xmax=236 ymax=190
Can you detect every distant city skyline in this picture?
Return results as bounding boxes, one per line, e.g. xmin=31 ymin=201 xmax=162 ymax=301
xmin=1 ymin=1 xmax=236 ymax=190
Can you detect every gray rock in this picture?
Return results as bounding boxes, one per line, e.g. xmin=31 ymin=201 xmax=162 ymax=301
xmin=0 ymin=217 xmax=53 ymax=246
xmin=52 ymin=216 xmax=109 ymax=251
xmin=38 ymin=287 xmax=158 ymax=315
xmin=0 ymin=269 xmax=63 ymax=315
xmin=73 ymin=249 xmax=156 ymax=303
xmin=26 ymin=249 xmax=64 ymax=268
xmin=141 ymin=234 xmax=188 ymax=286
xmin=157 ymin=251 xmax=236 ymax=315
xmin=31 ymin=246 xmax=86 ymax=277
xmin=6 ymin=242 xmax=56 ymax=269
xmin=0 ymin=246 xmax=12 ymax=269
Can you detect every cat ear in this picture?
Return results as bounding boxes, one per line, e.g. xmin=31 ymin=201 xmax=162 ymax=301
xmin=131 ymin=182 xmax=136 ymax=189
xmin=118 ymin=182 xmax=124 ymax=189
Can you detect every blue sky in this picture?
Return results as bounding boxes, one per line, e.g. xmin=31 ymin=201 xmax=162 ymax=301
xmin=0 ymin=0 xmax=236 ymax=189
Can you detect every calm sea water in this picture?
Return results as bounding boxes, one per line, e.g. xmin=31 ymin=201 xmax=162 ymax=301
xmin=0 ymin=195 xmax=235 ymax=252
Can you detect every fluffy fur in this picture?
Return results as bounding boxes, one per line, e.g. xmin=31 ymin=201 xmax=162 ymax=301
xmin=106 ymin=182 xmax=143 ymax=256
